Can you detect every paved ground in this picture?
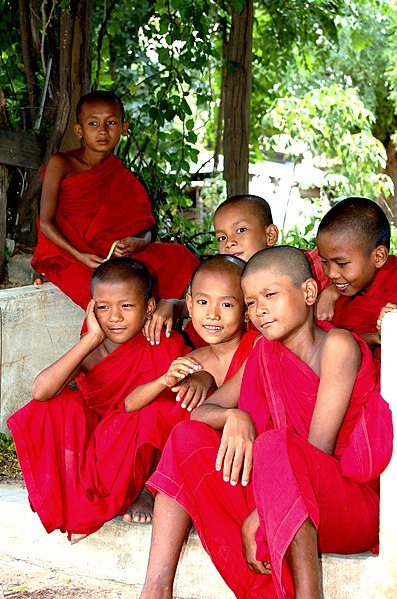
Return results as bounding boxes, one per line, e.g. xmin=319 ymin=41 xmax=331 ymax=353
xmin=0 ymin=556 xmax=138 ymax=598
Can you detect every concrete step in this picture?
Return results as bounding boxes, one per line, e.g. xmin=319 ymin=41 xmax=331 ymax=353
xmin=0 ymin=482 xmax=381 ymax=598
xmin=0 ymin=482 xmax=233 ymax=599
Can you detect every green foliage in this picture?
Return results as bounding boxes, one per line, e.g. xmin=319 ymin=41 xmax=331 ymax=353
xmin=262 ymin=84 xmax=393 ymax=202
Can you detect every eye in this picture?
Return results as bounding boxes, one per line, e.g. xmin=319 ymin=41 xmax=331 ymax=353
xmin=88 ymin=120 xmax=98 ymax=126
xmin=266 ymin=292 xmax=276 ymax=298
xmin=96 ymin=304 xmax=108 ymax=310
xmin=337 ymin=262 xmax=348 ymax=267
xmin=217 ymin=235 xmax=226 ymax=243
xmin=197 ymin=299 xmax=207 ymax=305
xmin=122 ymin=303 xmax=134 ymax=308
xmin=320 ymin=258 xmax=327 ymax=264
xmin=245 ymin=300 xmax=255 ymax=308
xmin=222 ymin=302 xmax=233 ymax=308
xmin=107 ymin=119 xmax=117 ymax=125
xmin=236 ymin=227 xmax=247 ymax=234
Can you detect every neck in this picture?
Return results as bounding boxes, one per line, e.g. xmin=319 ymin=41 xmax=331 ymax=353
xmin=208 ymin=330 xmax=243 ymax=361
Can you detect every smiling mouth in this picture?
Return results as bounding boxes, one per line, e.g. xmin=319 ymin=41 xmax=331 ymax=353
xmin=334 ymin=282 xmax=349 ymax=291
xmin=203 ymin=325 xmax=223 ymax=332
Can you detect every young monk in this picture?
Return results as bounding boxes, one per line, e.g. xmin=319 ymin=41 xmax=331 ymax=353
xmin=140 ymin=246 xmax=393 ymax=599
xmin=316 ymin=196 xmax=397 ymax=355
xmin=32 ymin=90 xmax=199 ymax=309
xmin=126 ymin=254 xmax=259 ymax=416
xmin=7 ymin=258 xmax=192 ymax=542
xmin=144 ymin=194 xmax=332 ymax=347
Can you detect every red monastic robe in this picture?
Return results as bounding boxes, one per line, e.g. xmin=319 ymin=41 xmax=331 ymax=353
xmin=32 ymin=153 xmax=199 ymax=309
xmin=148 ymin=324 xmax=393 ymax=598
xmin=7 ymin=331 xmax=190 ymax=539
xmin=331 ymin=254 xmax=397 ymax=334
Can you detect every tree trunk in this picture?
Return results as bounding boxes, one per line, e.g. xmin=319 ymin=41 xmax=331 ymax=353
xmin=0 ymin=90 xmax=8 ymax=279
xmin=61 ymin=0 xmax=93 ymax=150
xmin=382 ymin=138 xmax=397 ymax=222
xmin=223 ymin=0 xmax=253 ymax=197
xmin=15 ymin=5 xmax=80 ymax=247
xmin=213 ymin=14 xmax=228 ymax=174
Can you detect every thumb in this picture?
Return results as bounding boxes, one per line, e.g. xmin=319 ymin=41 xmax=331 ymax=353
xmin=165 ymin=317 xmax=174 ymax=338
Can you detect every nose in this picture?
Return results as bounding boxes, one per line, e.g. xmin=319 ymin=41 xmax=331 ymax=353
xmin=206 ymin=305 xmax=221 ymax=320
xmin=256 ymin=300 xmax=268 ymax=317
xmin=326 ymin=263 xmax=340 ymax=280
xmin=109 ymin=306 xmax=123 ymax=321
xmin=225 ymin=237 xmax=237 ymax=250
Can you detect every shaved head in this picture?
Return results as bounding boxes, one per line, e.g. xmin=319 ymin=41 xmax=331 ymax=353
xmin=91 ymin=257 xmax=152 ymax=300
xmin=242 ymin=246 xmax=313 ymax=287
xmin=317 ymin=197 xmax=390 ymax=252
xmin=214 ymin=194 xmax=274 ymax=228
xmin=189 ymin=254 xmax=245 ymax=292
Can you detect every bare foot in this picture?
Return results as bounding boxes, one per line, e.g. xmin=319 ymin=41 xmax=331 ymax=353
xmin=123 ymin=486 xmax=154 ymax=523
xmin=70 ymin=533 xmax=88 ymax=544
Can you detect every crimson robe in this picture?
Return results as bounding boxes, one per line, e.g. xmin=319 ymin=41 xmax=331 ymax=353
xmin=7 ymin=331 xmax=190 ymax=539
xmin=148 ymin=323 xmax=392 ymax=598
xmin=331 ymin=254 xmax=397 ymax=334
xmin=32 ymin=152 xmax=199 ymax=309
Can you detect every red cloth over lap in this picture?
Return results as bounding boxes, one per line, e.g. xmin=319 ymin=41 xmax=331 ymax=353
xmin=7 ymin=331 xmax=190 ymax=539
xmin=149 ymin=323 xmax=392 ymax=598
xmin=32 ymin=153 xmax=199 ymax=308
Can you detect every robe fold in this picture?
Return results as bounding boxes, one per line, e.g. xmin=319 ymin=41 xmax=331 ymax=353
xmin=7 ymin=331 xmax=190 ymax=539
xmin=148 ymin=323 xmax=392 ymax=598
xmin=32 ymin=152 xmax=199 ymax=309
xmin=331 ymin=253 xmax=397 ymax=334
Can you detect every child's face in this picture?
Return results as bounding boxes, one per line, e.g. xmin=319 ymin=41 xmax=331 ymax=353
xmin=93 ymin=279 xmax=153 ymax=346
xmin=186 ymin=270 xmax=245 ymax=345
xmin=73 ymin=99 xmax=128 ymax=153
xmin=214 ymin=203 xmax=278 ymax=262
xmin=316 ymin=231 xmax=385 ymax=297
xmin=242 ymin=268 xmax=314 ymax=346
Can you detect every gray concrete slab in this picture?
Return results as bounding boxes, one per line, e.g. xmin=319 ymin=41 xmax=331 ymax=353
xmin=0 ymin=282 xmax=84 ymax=434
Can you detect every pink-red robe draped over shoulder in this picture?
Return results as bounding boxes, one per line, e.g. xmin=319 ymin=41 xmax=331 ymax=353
xmin=32 ymin=152 xmax=199 ymax=308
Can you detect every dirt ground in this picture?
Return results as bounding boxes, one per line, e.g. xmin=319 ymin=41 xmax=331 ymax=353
xmin=0 ymin=556 xmax=139 ymax=598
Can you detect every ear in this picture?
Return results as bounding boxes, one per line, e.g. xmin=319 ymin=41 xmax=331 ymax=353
xmin=146 ymin=297 xmax=156 ymax=318
xmin=121 ymin=120 xmax=129 ymax=136
xmin=266 ymin=224 xmax=279 ymax=248
xmin=373 ymin=245 xmax=389 ymax=269
xmin=244 ymin=310 xmax=251 ymax=323
xmin=302 ymin=278 xmax=318 ymax=306
xmin=73 ymin=123 xmax=83 ymax=140
xmin=185 ymin=293 xmax=193 ymax=318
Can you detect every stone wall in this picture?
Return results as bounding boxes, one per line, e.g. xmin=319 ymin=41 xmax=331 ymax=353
xmin=0 ymin=283 xmax=84 ymax=434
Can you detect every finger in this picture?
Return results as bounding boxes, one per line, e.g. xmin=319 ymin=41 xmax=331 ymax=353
xmin=241 ymin=445 xmax=253 ymax=487
xmin=165 ymin=317 xmax=173 ymax=338
xmin=229 ymin=446 xmax=245 ymax=486
xmin=181 ymin=386 xmax=198 ymax=410
xmin=222 ymin=444 xmax=238 ymax=483
xmin=215 ymin=436 xmax=228 ymax=474
xmin=154 ymin=319 xmax=164 ymax=345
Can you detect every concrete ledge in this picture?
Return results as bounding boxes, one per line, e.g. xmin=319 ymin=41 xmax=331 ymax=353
xmin=0 ymin=483 xmax=233 ymax=599
xmin=0 ymin=283 xmax=84 ymax=434
xmin=0 ymin=483 xmax=380 ymax=598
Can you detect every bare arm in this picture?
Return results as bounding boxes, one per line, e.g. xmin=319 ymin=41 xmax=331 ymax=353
xmin=125 ymin=355 xmax=202 ymax=412
xmin=32 ymin=300 xmax=105 ymax=401
xmin=39 ymin=154 xmax=103 ymax=269
xmin=308 ymin=329 xmax=361 ymax=455
xmin=191 ymin=361 xmax=255 ymax=486
xmin=190 ymin=360 xmax=246 ymax=428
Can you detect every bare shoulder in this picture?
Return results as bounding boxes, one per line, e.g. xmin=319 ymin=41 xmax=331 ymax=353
xmin=321 ymin=327 xmax=361 ymax=368
xmin=44 ymin=152 xmax=72 ymax=179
